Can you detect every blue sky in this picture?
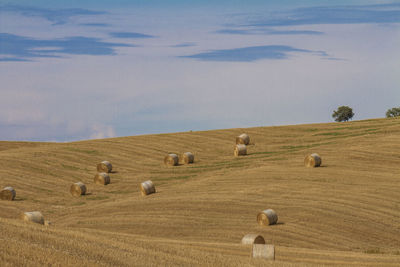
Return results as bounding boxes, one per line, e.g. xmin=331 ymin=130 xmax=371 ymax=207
xmin=0 ymin=1 xmax=399 ymax=141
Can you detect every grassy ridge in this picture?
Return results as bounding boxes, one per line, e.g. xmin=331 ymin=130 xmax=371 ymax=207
xmin=0 ymin=118 xmax=400 ymax=266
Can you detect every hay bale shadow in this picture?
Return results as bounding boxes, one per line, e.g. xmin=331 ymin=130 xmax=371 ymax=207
xmin=164 ymin=163 xmax=183 ymax=167
xmin=270 ymin=222 xmax=285 ymax=226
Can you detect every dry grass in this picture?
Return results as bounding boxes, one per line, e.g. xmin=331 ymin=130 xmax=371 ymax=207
xmin=1 ymin=118 xmax=400 ymax=266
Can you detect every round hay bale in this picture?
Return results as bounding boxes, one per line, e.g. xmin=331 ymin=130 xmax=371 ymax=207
xmin=257 ymin=209 xmax=278 ymax=226
xmin=182 ymin=152 xmax=194 ymax=164
xmin=70 ymin=182 xmax=87 ymax=197
xmin=234 ymin=144 xmax=247 ymax=156
xmin=236 ymin=133 xmax=250 ymax=145
xmin=94 ymin=172 xmax=110 ymax=185
xmin=252 ymin=244 xmax=275 ymax=260
xmin=140 ymin=180 xmax=156 ymax=196
xmin=22 ymin=211 xmax=44 ymax=225
xmin=97 ymin=161 xmax=112 ymax=173
xmin=304 ymin=153 xmax=322 ymax=167
xmin=164 ymin=154 xmax=179 ymax=166
xmin=241 ymin=234 xmax=265 ymax=245
xmin=0 ymin=186 xmax=16 ymax=201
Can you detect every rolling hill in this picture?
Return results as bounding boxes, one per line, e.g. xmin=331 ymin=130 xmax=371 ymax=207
xmin=1 ymin=118 xmax=400 ymax=266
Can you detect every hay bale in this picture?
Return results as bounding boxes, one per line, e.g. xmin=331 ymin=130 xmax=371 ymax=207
xmin=164 ymin=154 xmax=179 ymax=166
xmin=97 ymin=161 xmax=112 ymax=173
xmin=236 ymin=133 xmax=250 ymax=145
xmin=304 ymin=153 xmax=322 ymax=167
xmin=182 ymin=152 xmax=194 ymax=164
xmin=234 ymin=144 xmax=247 ymax=156
xmin=70 ymin=182 xmax=87 ymax=197
xmin=257 ymin=209 xmax=278 ymax=226
xmin=140 ymin=180 xmax=156 ymax=196
xmin=241 ymin=234 xmax=265 ymax=245
xmin=252 ymin=244 xmax=275 ymax=260
xmin=22 ymin=211 xmax=44 ymax=225
xmin=0 ymin=186 xmax=16 ymax=200
xmin=94 ymin=172 xmax=110 ymax=185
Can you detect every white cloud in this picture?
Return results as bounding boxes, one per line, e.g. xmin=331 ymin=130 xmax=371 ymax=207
xmin=0 ymin=6 xmax=399 ymax=141
xmin=89 ymin=124 xmax=116 ymax=140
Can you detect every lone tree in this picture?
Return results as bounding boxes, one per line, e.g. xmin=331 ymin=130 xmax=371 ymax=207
xmin=332 ymin=106 xmax=354 ymax=122
xmin=386 ymin=107 xmax=400 ymax=118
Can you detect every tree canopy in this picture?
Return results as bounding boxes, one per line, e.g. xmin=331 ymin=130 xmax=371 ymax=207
xmin=332 ymin=106 xmax=354 ymax=122
xmin=386 ymin=107 xmax=400 ymax=118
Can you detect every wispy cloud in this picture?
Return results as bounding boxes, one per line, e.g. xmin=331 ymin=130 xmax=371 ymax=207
xmin=323 ymin=57 xmax=348 ymax=61
xmin=170 ymin=42 xmax=196 ymax=47
xmin=89 ymin=124 xmax=116 ymax=140
xmin=109 ymin=32 xmax=155 ymax=38
xmin=246 ymin=3 xmax=400 ymax=27
xmin=181 ymin=45 xmax=326 ymax=62
xmin=0 ymin=57 xmax=30 ymax=62
xmin=215 ymin=28 xmax=323 ymax=35
xmin=0 ymin=33 xmax=133 ymax=62
xmin=0 ymin=5 xmax=106 ymax=25
xmin=79 ymin=23 xmax=111 ymax=27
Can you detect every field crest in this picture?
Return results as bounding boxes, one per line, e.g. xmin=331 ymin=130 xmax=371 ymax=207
xmin=1 ymin=118 xmax=400 ymax=266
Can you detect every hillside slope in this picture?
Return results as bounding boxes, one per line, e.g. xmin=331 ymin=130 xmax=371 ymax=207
xmin=1 ymin=118 xmax=400 ymax=266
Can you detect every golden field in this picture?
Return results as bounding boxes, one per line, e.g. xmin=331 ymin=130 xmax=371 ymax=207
xmin=1 ymin=118 xmax=399 ymax=266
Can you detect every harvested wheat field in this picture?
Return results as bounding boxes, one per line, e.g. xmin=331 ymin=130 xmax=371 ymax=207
xmin=0 ymin=118 xmax=400 ymax=266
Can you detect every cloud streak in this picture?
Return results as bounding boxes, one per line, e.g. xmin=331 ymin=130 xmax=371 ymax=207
xmin=109 ymin=32 xmax=155 ymax=38
xmin=246 ymin=3 xmax=400 ymax=27
xmin=0 ymin=5 xmax=106 ymax=25
xmin=79 ymin=23 xmax=111 ymax=27
xmin=170 ymin=42 xmax=196 ymax=47
xmin=0 ymin=33 xmax=133 ymax=62
xmin=215 ymin=28 xmax=323 ymax=35
xmin=181 ymin=45 xmax=326 ymax=62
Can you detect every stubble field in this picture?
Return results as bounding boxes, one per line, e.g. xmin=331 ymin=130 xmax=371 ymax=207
xmin=1 ymin=118 xmax=399 ymax=266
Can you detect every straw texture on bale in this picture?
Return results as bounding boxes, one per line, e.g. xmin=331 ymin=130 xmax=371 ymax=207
xmin=94 ymin=172 xmax=110 ymax=185
xmin=234 ymin=144 xmax=247 ymax=156
xmin=140 ymin=180 xmax=156 ymax=196
xmin=97 ymin=161 xmax=112 ymax=173
xmin=164 ymin=154 xmax=179 ymax=166
xmin=70 ymin=182 xmax=87 ymax=197
xmin=252 ymin=244 xmax=275 ymax=260
xmin=257 ymin=209 xmax=278 ymax=226
xmin=182 ymin=152 xmax=194 ymax=164
xmin=0 ymin=186 xmax=16 ymax=200
xmin=22 ymin=211 xmax=44 ymax=225
xmin=241 ymin=234 xmax=265 ymax=245
xmin=304 ymin=153 xmax=322 ymax=167
xmin=236 ymin=133 xmax=250 ymax=145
